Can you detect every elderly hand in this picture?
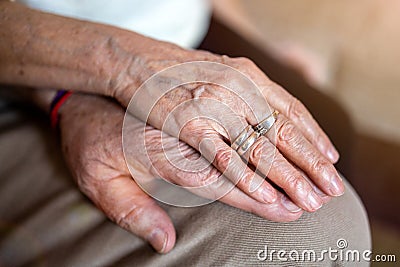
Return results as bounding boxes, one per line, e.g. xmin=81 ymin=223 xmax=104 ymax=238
xmin=2 ymin=1 xmax=342 ymax=215
xmin=115 ymin=46 xmax=343 ymax=213
xmin=58 ymin=93 xmax=332 ymax=253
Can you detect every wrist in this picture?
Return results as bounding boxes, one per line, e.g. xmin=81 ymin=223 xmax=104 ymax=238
xmin=1 ymin=1 xmax=162 ymax=98
xmin=110 ymin=41 xmax=204 ymax=106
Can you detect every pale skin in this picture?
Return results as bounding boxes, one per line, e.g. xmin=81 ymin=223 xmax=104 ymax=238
xmin=54 ymin=92 xmax=331 ymax=253
xmin=1 ymin=1 xmax=343 ymax=253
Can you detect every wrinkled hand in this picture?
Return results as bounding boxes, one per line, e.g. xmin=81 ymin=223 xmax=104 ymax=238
xmin=59 ymin=94 xmax=330 ymax=253
xmin=112 ymin=45 xmax=344 ymax=212
xmin=0 ymin=2 xmax=343 ymax=213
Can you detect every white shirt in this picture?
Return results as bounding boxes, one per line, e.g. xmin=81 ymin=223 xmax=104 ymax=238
xmin=17 ymin=0 xmax=211 ymax=48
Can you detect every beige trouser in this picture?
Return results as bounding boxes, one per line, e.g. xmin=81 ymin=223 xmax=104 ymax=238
xmin=0 ymin=100 xmax=371 ymax=266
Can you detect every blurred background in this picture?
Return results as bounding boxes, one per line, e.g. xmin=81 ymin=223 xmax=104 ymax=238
xmin=1 ymin=1 xmax=398 ymax=265
xmin=205 ymin=0 xmax=399 ymax=265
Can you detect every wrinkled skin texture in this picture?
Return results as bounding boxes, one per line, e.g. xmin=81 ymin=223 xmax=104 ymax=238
xmin=59 ymin=94 xmax=332 ymax=253
xmin=116 ymin=48 xmax=344 ymax=212
xmin=2 ymin=1 xmax=343 ymax=254
xmin=1 ymin=1 xmax=344 ymax=216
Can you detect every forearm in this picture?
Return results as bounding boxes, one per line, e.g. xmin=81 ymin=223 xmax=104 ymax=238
xmin=0 ymin=1 xmax=165 ymax=98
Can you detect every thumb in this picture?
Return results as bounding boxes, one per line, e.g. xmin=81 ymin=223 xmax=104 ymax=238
xmin=90 ymin=174 xmax=176 ymax=253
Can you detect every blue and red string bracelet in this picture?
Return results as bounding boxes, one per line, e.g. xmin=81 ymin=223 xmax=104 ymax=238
xmin=49 ymin=90 xmax=72 ymax=128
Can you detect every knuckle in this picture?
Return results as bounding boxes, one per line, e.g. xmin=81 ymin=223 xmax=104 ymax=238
xmin=239 ymin=171 xmax=255 ymax=188
xmin=311 ymin=158 xmax=330 ymax=173
xmin=187 ymin=83 xmax=208 ymax=99
xmin=283 ymin=175 xmax=299 ymax=189
xmin=283 ymin=175 xmax=309 ymax=193
xmin=287 ymin=97 xmax=305 ymax=121
xmin=277 ymin=120 xmax=298 ymax=142
xmin=250 ymin=138 xmax=266 ymax=160
xmin=197 ymin=167 xmax=221 ymax=187
xmin=250 ymin=137 xmax=274 ymax=162
xmin=196 ymin=49 xmax=219 ymax=61
xmin=230 ymin=56 xmax=255 ymax=67
xmin=238 ymin=57 xmax=254 ymax=65
xmin=115 ymin=205 xmax=144 ymax=229
xmin=214 ymin=148 xmax=233 ymax=170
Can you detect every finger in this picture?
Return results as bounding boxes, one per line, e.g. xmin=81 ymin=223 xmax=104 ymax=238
xmin=199 ymin=136 xmax=278 ymax=204
xmin=153 ymin=158 xmax=303 ymax=222
xmin=149 ymin=147 xmax=304 ymax=222
xmin=88 ymin=174 xmax=176 ymax=253
xmin=265 ymin=114 xmax=344 ymax=197
xmin=263 ymin=83 xmax=339 ymax=163
xmin=218 ymin=181 xmax=303 ymax=222
xmin=141 ymin=125 xmax=303 ymax=222
xmin=296 ymin=167 xmax=332 ymax=204
xmin=242 ymin=135 xmax=324 ymax=212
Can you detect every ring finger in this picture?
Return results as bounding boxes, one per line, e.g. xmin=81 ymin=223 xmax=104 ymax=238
xmin=264 ymin=114 xmax=344 ymax=197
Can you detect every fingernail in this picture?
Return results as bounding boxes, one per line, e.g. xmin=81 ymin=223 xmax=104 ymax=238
xmin=329 ymin=175 xmax=345 ymax=196
xmin=281 ymin=195 xmax=302 ymax=213
xmin=262 ymin=186 xmax=277 ymax=203
xmin=308 ymin=192 xmax=323 ymax=211
xmin=147 ymin=229 xmax=168 ymax=253
xmin=313 ymin=184 xmax=327 ymax=197
xmin=327 ymin=147 xmax=339 ymax=163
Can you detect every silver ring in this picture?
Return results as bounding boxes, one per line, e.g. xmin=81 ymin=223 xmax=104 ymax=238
xmin=236 ymin=131 xmax=260 ymax=157
xmin=254 ymin=110 xmax=279 ymax=135
xmin=231 ymin=125 xmax=253 ymax=150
